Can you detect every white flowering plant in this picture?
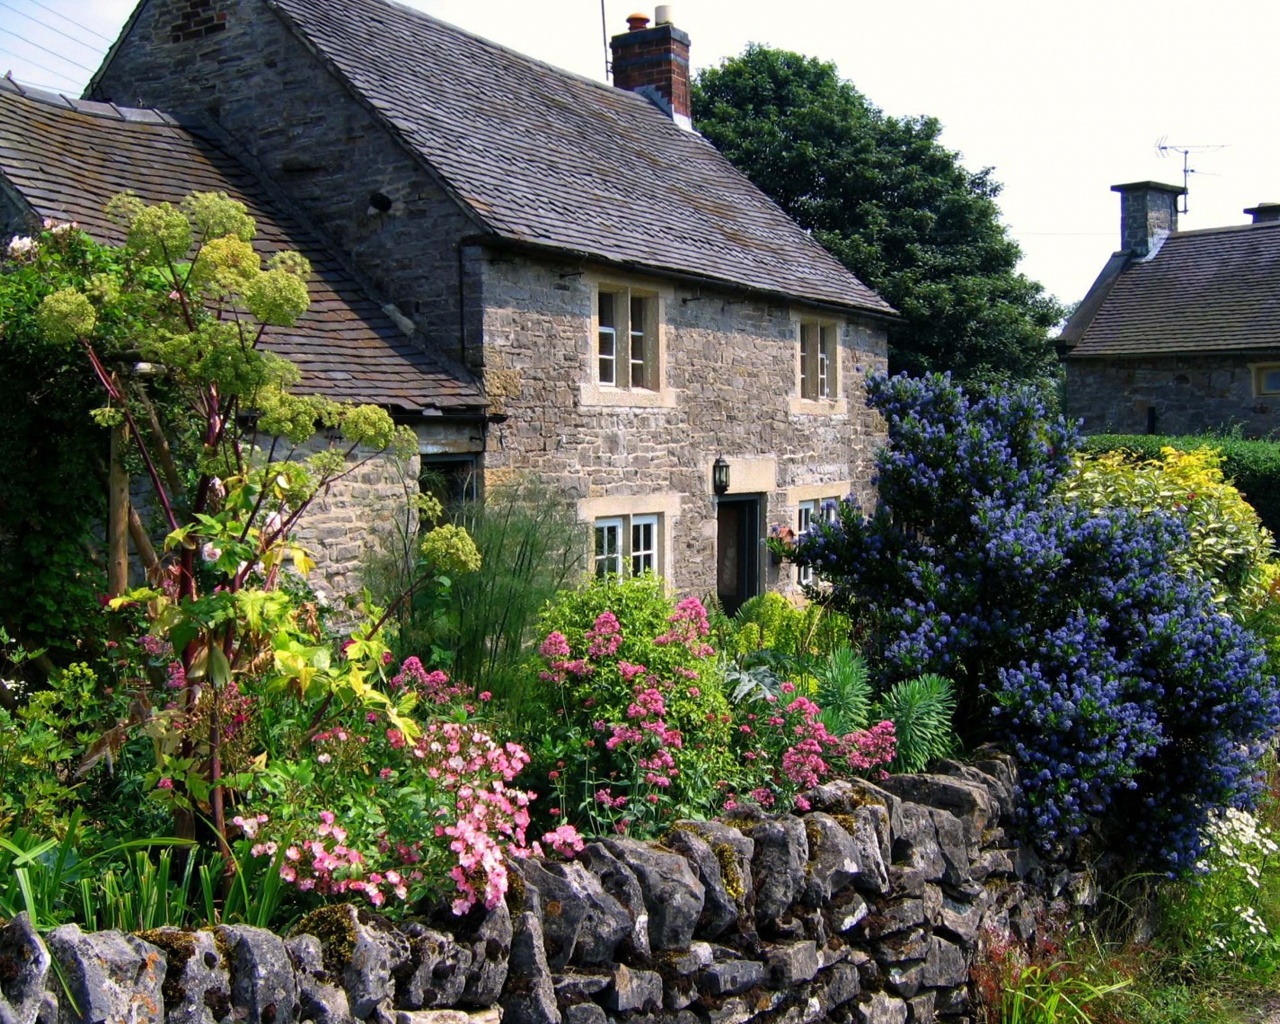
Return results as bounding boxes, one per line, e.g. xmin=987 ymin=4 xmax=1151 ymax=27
xmin=1160 ymin=803 xmax=1280 ymax=980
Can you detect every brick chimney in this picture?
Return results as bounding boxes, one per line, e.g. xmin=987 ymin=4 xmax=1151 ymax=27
xmin=1111 ymin=181 xmax=1185 ymax=259
xmin=610 ymin=7 xmax=692 ymax=130
xmin=1245 ymin=203 xmax=1280 ymax=224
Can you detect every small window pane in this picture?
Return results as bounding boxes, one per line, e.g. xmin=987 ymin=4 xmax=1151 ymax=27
xmin=820 ymin=325 xmax=837 ymax=398
xmin=800 ymin=323 xmax=819 ymax=400
xmin=632 ymin=515 xmax=658 ymax=576
xmin=630 ymin=295 xmax=648 ymax=389
xmin=595 ymin=519 xmax=623 ymax=577
xmin=1263 ymin=368 xmax=1280 ymax=395
xmin=599 ymin=293 xmax=617 ymax=385
xmin=797 ymin=501 xmax=816 ymax=586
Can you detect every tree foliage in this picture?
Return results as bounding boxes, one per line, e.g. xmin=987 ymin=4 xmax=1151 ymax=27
xmin=692 ymin=46 xmax=1062 ymax=384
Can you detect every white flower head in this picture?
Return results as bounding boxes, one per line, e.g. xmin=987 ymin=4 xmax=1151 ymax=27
xmin=201 ymin=541 xmax=223 ymax=563
xmin=6 ymin=235 xmax=37 ymax=260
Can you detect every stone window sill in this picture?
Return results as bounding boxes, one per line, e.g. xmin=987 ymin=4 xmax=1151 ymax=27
xmin=788 ymin=395 xmax=848 ymax=417
xmin=579 ymin=383 xmax=677 ymax=409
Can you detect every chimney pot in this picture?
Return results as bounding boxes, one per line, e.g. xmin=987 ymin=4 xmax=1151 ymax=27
xmin=1110 ymin=181 xmax=1185 ymax=259
xmin=655 ymin=4 xmax=674 ymax=24
xmin=1245 ymin=203 xmax=1280 ymax=224
xmin=611 ymin=10 xmax=692 ymax=128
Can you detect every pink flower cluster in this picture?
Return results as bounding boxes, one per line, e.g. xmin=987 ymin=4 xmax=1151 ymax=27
xmin=652 ymin=597 xmax=714 ymax=658
xmin=391 ymin=657 xmax=467 ymax=704
xmin=541 ymin=824 xmax=586 ymax=858
xmin=538 ymin=631 xmax=594 ymax=683
xmin=585 ymin=611 xmax=623 ymax=659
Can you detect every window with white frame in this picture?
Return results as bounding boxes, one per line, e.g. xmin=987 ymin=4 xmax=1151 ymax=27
xmin=799 ymin=321 xmax=838 ymax=400
xmin=594 ymin=513 xmax=662 ymax=577
xmin=797 ymin=497 xmax=840 ymax=586
xmin=594 ymin=517 xmax=624 ymax=577
xmin=598 ymin=288 xmax=658 ymax=390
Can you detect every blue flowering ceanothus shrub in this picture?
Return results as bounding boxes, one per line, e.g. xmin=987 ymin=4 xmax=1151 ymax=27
xmin=794 ymin=372 xmax=1280 ymax=870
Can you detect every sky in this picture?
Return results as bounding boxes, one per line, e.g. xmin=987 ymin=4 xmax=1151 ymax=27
xmin=2 ymin=0 xmax=1278 ymax=308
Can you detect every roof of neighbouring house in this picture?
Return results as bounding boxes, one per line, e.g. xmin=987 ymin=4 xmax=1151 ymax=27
xmin=0 ymin=77 xmax=485 ymax=415
xmin=1060 ymin=220 xmax=1280 ymax=359
xmin=254 ymin=0 xmax=893 ymax=316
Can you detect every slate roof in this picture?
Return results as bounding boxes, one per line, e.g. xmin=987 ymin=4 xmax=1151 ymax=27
xmin=1062 ymin=221 xmax=1280 ymax=358
xmin=0 ymin=77 xmax=484 ymax=415
xmin=264 ymin=0 xmax=893 ymax=317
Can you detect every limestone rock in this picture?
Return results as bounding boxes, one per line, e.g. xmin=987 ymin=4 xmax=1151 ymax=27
xmin=602 ymin=839 xmax=705 ymax=952
xmin=877 ymin=774 xmax=992 ymax=850
xmin=45 ymin=925 xmax=166 ymax=1024
xmin=576 ymin=844 xmax=650 ymax=959
xmin=664 ymin=827 xmax=738 ymax=939
xmin=146 ymin=928 xmax=233 ymax=1024
xmin=849 ymin=807 xmax=890 ymax=896
xmin=459 ymin=902 xmax=512 ymax=1008
xmin=216 ymin=925 xmax=299 ymax=1024
xmin=341 ymin=909 xmax=411 ymax=1019
xmin=696 ymin=960 xmax=765 ymax=998
xmin=285 ymin=934 xmax=351 ymax=1024
xmin=763 ymin=942 xmax=818 ymax=987
xmin=892 ymin=804 xmax=944 ymax=883
xmin=600 ymin=966 xmax=661 ymax=1014
xmin=920 ymin=936 xmax=967 ymax=988
xmin=501 ymin=914 xmax=558 ymax=1024
xmin=743 ymin=817 xmax=808 ymax=927
xmin=813 ymin=963 xmax=860 ymax=1012
xmin=671 ymin=821 xmax=755 ymax=921
xmin=512 ymin=860 xmax=629 ymax=969
xmin=802 ymin=814 xmax=860 ymax=904
xmin=395 ymin=928 xmax=471 ymax=1010
xmin=560 ymin=1006 xmax=604 ymax=1024
xmin=0 ymin=913 xmax=51 ymax=1024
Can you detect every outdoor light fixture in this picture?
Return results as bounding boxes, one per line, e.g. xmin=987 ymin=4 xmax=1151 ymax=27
xmin=712 ymin=456 xmax=730 ymax=496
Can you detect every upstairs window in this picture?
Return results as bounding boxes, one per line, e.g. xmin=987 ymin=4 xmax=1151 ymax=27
xmin=598 ymin=288 xmax=657 ymax=390
xmin=799 ymin=321 xmax=838 ymax=400
xmin=1255 ymin=364 xmax=1280 ymax=397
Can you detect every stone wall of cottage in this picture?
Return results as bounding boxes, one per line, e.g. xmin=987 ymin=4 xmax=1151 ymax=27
xmin=92 ymin=0 xmax=481 ymax=370
xmin=477 ymin=253 xmax=889 ymax=599
xmin=1066 ymin=354 xmax=1280 ymax=437
xmin=0 ymin=755 xmax=1093 ymax=1024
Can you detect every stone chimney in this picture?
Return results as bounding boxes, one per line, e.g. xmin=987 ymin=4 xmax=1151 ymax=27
xmin=1111 ymin=181 xmax=1185 ymax=259
xmin=1245 ymin=203 xmax=1280 ymax=224
xmin=610 ymin=7 xmax=692 ymax=130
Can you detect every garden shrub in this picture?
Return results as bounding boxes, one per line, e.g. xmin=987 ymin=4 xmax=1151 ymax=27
xmin=1083 ymin=433 xmax=1280 ymax=540
xmin=794 ymin=373 xmax=1280 ymax=870
xmin=529 ymin=574 xmax=735 ymax=835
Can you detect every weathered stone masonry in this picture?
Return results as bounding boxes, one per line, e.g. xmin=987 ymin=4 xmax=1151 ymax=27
xmin=0 ymin=755 xmax=1092 ymax=1024
xmin=479 ymin=254 xmax=888 ymax=598
xmin=1068 ymin=353 xmax=1280 ymax=437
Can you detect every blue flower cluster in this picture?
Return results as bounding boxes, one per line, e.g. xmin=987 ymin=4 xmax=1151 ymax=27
xmin=795 ymin=373 xmax=1280 ymax=870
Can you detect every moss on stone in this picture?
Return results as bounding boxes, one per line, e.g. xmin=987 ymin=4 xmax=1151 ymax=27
xmin=293 ymin=904 xmax=356 ymax=981
xmin=713 ymin=844 xmax=745 ymax=904
xmin=136 ymin=928 xmax=199 ymax=1008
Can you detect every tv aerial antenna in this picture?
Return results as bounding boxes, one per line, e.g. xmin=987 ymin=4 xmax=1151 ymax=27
xmin=1155 ymin=137 xmax=1226 ymax=214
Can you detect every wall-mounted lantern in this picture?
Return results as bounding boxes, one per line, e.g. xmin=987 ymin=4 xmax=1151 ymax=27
xmin=712 ymin=455 xmax=730 ymax=496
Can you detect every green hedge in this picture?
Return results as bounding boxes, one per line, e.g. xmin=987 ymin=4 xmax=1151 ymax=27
xmin=1083 ymin=434 xmax=1280 ymax=537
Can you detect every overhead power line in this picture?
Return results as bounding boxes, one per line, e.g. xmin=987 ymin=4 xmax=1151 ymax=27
xmin=0 ymin=27 xmax=97 ymax=72
xmin=18 ymin=0 xmax=115 ymax=43
xmin=0 ymin=42 xmax=80 ymax=86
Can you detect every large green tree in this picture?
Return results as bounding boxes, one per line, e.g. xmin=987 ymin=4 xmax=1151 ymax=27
xmin=692 ymin=46 xmax=1062 ymax=384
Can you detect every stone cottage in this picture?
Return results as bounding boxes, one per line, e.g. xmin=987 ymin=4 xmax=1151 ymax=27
xmin=1060 ymin=180 xmax=1280 ymax=438
xmin=8 ymin=0 xmax=896 ymax=609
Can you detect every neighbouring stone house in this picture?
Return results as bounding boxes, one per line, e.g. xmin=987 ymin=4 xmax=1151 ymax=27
xmin=4 ymin=0 xmax=895 ymax=610
xmin=1060 ymin=180 xmax=1280 ymax=438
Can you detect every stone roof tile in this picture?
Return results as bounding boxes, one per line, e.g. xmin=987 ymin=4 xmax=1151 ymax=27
xmin=0 ymin=77 xmax=484 ymax=415
xmin=267 ymin=0 xmax=893 ymax=316
xmin=1067 ymin=222 xmax=1280 ymax=358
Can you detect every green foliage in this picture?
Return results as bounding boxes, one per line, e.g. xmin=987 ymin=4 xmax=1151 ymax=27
xmin=721 ymin=592 xmax=849 ymax=662
xmin=692 ymin=46 xmax=1062 ymax=384
xmin=873 ymin=673 xmax=957 ymax=773
xmin=814 ymin=645 xmax=873 ymax=735
xmin=1083 ymin=434 xmax=1280 ymax=548
xmin=813 ymin=648 xmax=956 ymax=772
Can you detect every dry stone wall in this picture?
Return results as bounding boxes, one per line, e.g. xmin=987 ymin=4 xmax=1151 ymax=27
xmin=0 ymin=755 xmax=1092 ymax=1024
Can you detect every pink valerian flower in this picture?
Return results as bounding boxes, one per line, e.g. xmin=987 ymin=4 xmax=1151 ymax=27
xmin=542 ymin=824 xmax=586 ymax=858
xmin=617 ymin=661 xmax=648 ymax=682
xmin=391 ymin=657 xmax=467 ymax=704
xmin=652 ymin=597 xmax=715 ymax=657
xmin=539 ymin=631 xmax=572 ymax=658
xmin=156 ymin=777 xmax=174 ymax=790
xmin=165 ymin=661 xmax=186 ymax=689
xmin=585 ymin=610 xmax=624 ymax=658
